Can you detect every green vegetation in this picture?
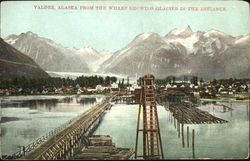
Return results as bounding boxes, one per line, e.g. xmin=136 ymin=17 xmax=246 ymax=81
xmin=0 ymin=75 xmax=118 ymax=96
xmin=0 ymin=75 xmax=117 ymax=89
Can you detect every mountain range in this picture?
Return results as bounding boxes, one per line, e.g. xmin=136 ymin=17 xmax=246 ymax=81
xmin=100 ymin=26 xmax=249 ymax=79
xmin=0 ymin=38 xmax=50 ymax=79
xmin=4 ymin=26 xmax=250 ymax=80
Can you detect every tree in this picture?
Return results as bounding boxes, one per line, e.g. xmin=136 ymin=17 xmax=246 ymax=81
xmin=211 ymin=79 xmax=218 ymax=85
xmin=172 ymin=76 xmax=176 ymax=84
xmin=190 ymin=76 xmax=198 ymax=85
xmin=121 ymin=78 xmax=124 ymax=88
xmin=138 ymin=77 xmax=143 ymax=86
xmin=110 ymin=76 xmax=117 ymax=83
xmin=118 ymin=79 xmax=125 ymax=88
xmin=126 ymin=76 xmax=130 ymax=87
xmin=199 ymin=78 xmax=204 ymax=84
xmin=105 ymin=76 xmax=111 ymax=84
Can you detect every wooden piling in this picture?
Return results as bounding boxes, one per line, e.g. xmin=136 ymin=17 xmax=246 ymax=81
xmin=247 ymin=104 xmax=249 ymax=117
xmin=71 ymin=138 xmax=74 ymax=157
xmin=181 ymin=123 xmax=185 ymax=148
xmin=248 ymin=104 xmax=249 ymax=116
xmin=23 ymin=146 xmax=26 ymax=156
xmin=177 ymin=111 xmax=180 ymax=138
xmin=174 ymin=118 xmax=176 ymax=129
xmin=181 ymin=111 xmax=183 ymax=124
xmin=187 ymin=126 xmax=189 ymax=148
xmin=213 ymin=105 xmax=214 ymax=115
xmin=192 ymin=129 xmax=195 ymax=159
xmin=178 ymin=121 xmax=180 ymax=138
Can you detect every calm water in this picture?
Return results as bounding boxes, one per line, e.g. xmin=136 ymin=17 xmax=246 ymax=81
xmin=0 ymin=95 xmax=105 ymax=155
xmin=1 ymin=96 xmax=249 ymax=159
xmin=94 ymin=100 xmax=249 ymax=159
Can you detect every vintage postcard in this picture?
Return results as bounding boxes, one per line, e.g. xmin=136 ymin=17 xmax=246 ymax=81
xmin=0 ymin=0 xmax=249 ymax=160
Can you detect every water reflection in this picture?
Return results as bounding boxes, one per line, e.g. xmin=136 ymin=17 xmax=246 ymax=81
xmin=0 ymin=95 xmax=104 ymax=112
xmin=77 ymin=97 xmax=97 ymax=106
xmin=168 ymin=101 xmax=249 ymax=159
xmin=94 ymin=101 xmax=249 ymax=159
xmin=15 ymin=128 xmax=40 ymax=139
xmin=0 ymin=95 xmax=105 ymax=155
xmin=0 ymin=127 xmax=7 ymax=137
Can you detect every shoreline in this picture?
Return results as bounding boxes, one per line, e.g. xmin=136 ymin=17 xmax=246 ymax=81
xmin=0 ymin=117 xmax=20 ymax=124
xmin=200 ymin=98 xmax=250 ymax=103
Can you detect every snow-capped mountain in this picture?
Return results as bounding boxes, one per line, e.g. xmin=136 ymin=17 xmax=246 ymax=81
xmin=0 ymin=38 xmax=49 ymax=79
xmin=164 ymin=27 xmax=235 ymax=56
xmin=101 ymin=27 xmax=250 ymax=79
xmin=100 ymin=32 xmax=189 ymax=78
xmin=166 ymin=25 xmax=194 ymax=38
xmin=4 ymin=32 xmax=91 ymax=73
xmin=234 ymin=34 xmax=250 ymax=46
xmin=4 ymin=27 xmax=249 ymax=80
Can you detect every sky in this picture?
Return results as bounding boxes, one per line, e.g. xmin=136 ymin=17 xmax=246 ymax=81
xmin=1 ymin=0 xmax=249 ymax=52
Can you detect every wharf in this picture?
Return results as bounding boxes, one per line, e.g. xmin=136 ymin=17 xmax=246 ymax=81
xmin=21 ymin=96 xmax=113 ymax=160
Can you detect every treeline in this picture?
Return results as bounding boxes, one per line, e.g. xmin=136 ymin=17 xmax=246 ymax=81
xmin=210 ymin=78 xmax=249 ymax=86
xmin=138 ymin=74 xmax=249 ymax=87
xmin=154 ymin=76 xmax=202 ymax=86
xmin=0 ymin=75 xmax=118 ymax=89
xmin=138 ymin=75 xmax=201 ymax=86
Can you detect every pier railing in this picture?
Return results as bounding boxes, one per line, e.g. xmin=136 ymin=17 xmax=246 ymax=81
xmin=3 ymin=98 xmax=110 ymax=160
xmin=9 ymin=116 xmax=76 ymax=159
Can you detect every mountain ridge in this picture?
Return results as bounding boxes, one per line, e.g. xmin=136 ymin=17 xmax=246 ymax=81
xmin=101 ymin=26 xmax=250 ymax=79
xmin=4 ymin=27 xmax=250 ymax=80
xmin=0 ymin=38 xmax=50 ymax=79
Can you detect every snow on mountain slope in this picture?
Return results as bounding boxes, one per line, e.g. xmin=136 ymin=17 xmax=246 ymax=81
xmin=4 ymin=34 xmax=19 ymax=45
xmin=100 ymin=32 xmax=189 ymax=78
xmin=4 ymin=27 xmax=249 ymax=80
xmin=165 ymin=33 xmax=199 ymax=54
xmin=167 ymin=25 xmax=193 ymax=38
xmin=101 ymin=26 xmax=249 ymax=79
xmin=4 ymin=32 xmax=93 ymax=73
xmin=0 ymin=38 xmax=50 ymax=79
xmin=234 ymin=34 xmax=250 ymax=45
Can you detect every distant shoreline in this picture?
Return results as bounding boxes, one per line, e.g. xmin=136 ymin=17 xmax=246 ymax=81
xmin=200 ymin=98 xmax=249 ymax=103
xmin=0 ymin=117 xmax=20 ymax=124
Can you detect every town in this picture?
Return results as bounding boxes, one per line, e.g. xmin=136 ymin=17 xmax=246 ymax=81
xmin=0 ymin=75 xmax=249 ymax=101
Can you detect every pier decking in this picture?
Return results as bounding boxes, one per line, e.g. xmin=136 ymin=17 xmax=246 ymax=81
xmin=21 ymin=96 xmax=114 ymax=160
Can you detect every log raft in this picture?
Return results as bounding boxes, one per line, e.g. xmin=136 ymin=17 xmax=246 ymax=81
xmin=167 ymin=104 xmax=228 ymax=124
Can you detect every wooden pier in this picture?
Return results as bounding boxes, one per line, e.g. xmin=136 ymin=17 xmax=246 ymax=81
xmin=15 ymin=96 xmax=114 ymax=160
xmin=112 ymin=94 xmax=137 ymax=104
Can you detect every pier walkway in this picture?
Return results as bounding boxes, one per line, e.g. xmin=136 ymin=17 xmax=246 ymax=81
xmin=10 ymin=96 xmax=114 ymax=160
